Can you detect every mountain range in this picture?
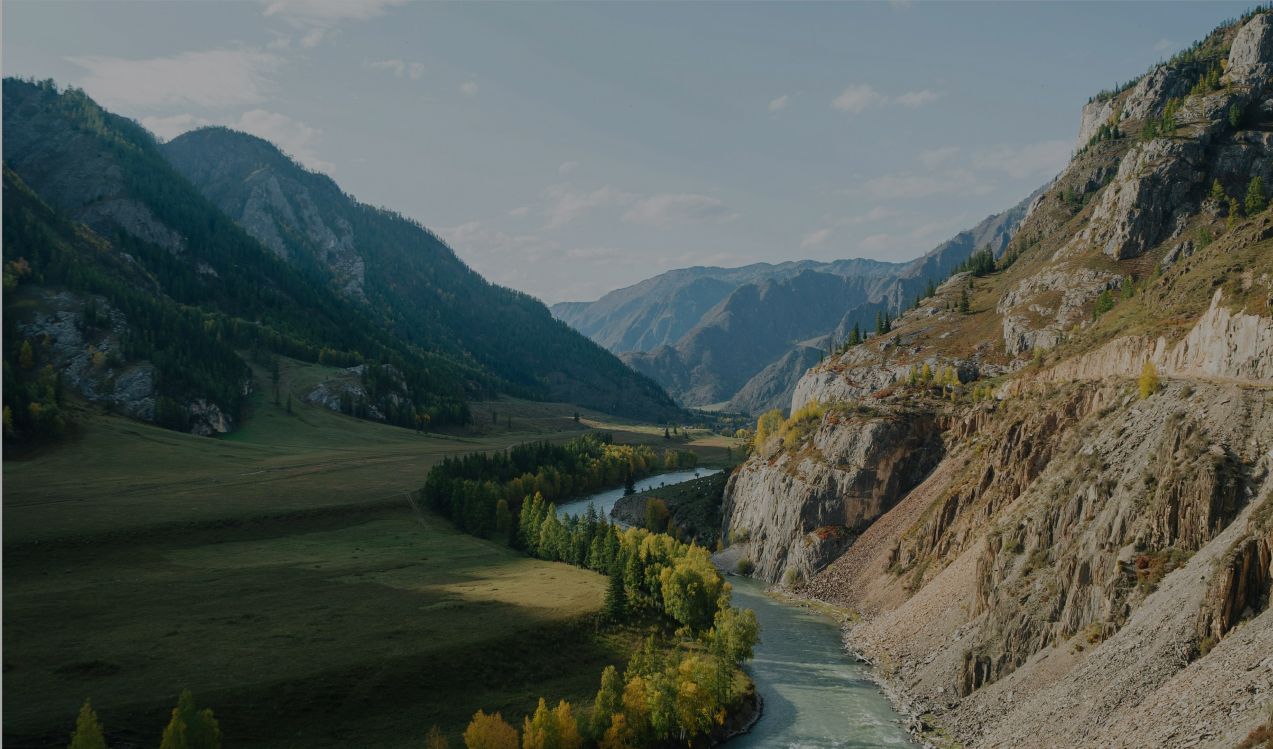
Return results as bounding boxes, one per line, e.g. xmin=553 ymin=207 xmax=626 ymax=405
xmin=2 ymin=78 xmax=678 ymax=439
xmin=553 ymin=188 xmax=1044 ymax=413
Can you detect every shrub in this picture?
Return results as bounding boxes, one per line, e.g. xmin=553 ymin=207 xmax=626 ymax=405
xmin=1139 ymin=360 xmax=1161 ymax=399
xmin=737 ymin=557 xmax=754 ymax=576
xmin=1230 ymin=102 xmax=1244 ymax=128
xmin=1197 ymin=226 xmax=1212 ymax=249
xmin=784 ymin=568 xmax=804 ymax=587
xmin=1003 ymin=539 xmax=1024 ymax=555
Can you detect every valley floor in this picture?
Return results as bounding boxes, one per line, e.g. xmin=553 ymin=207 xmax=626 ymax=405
xmin=2 ymin=361 xmax=739 ymax=747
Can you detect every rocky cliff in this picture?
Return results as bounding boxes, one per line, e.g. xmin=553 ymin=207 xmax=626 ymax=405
xmin=721 ymin=11 xmax=1273 ymax=748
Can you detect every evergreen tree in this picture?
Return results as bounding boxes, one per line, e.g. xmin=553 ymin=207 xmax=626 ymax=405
xmin=590 ymin=666 xmax=624 ymax=738
xmin=623 ymin=474 xmax=636 ymax=496
xmin=874 ymin=311 xmax=884 ymax=336
xmin=1210 ymin=179 xmax=1227 ymax=201
xmin=1246 ymin=176 xmax=1268 ymax=215
xmin=848 ymin=322 xmax=862 ymax=346
xmin=68 ymin=700 xmax=107 ymax=749
xmin=18 ymin=340 xmax=33 ymax=369
xmin=601 ymin=565 xmax=628 ymax=623
xmin=959 ymin=289 xmax=971 ymax=314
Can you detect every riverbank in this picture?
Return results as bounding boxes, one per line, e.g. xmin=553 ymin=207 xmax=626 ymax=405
xmin=609 ymin=470 xmax=729 ymax=544
xmin=717 ymin=576 xmax=912 ymax=748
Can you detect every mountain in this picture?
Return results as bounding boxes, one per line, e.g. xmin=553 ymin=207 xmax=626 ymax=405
xmin=161 ymin=127 xmax=677 ymax=420
xmin=550 ymin=257 xmax=903 ymax=353
xmin=2 ymin=78 xmax=486 ymax=434
xmin=1 ymin=78 xmax=677 ymax=442
xmin=621 ymin=270 xmax=902 ymax=407
xmin=593 ymin=192 xmax=1039 ymax=411
xmin=722 ymin=11 xmax=1273 ymax=749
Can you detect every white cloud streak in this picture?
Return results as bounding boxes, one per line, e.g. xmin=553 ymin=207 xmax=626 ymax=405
xmin=262 ymin=0 xmax=405 ymax=46
xmin=621 ymin=193 xmax=735 ymax=228
xmin=363 ymin=59 xmax=424 ymax=79
xmin=543 ymin=185 xmax=628 ymax=229
xmin=558 ymin=161 xmax=579 ymax=174
xmin=68 ymin=48 xmax=281 ymax=110
xmin=768 ymin=94 xmax=789 ymax=112
xmin=460 ymin=81 xmax=479 ymax=97
xmin=971 ymin=140 xmax=1070 ymax=180
xmin=894 ymin=90 xmax=942 ymax=108
xmin=831 ymin=84 xmax=885 ymax=114
xmin=235 ymin=110 xmax=336 ymax=174
xmin=800 ymin=228 xmax=832 ymax=248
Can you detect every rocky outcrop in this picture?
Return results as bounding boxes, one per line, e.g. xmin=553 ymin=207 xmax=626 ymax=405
xmin=1046 ymin=289 xmax=1273 ymax=383
xmin=307 ymin=363 xmax=411 ymax=421
xmin=722 ymin=408 xmax=943 ymax=582
xmin=1227 ymin=13 xmax=1273 ymax=95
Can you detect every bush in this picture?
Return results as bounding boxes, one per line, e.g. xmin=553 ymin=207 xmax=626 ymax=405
xmin=1139 ymin=360 xmax=1161 ymax=399
xmin=736 ymin=557 xmax=754 ymax=576
xmin=1003 ymin=539 xmax=1024 ymax=555
xmin=784 ymin=568 xmax=804 ymax=587
xmin=1093 ymin=289 xmax=1115 ymax=318
xmin=1247 ymin=176 xmax=1268 ymax=215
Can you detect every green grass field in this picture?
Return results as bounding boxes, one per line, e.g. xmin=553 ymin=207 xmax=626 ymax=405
xmin=2 ymin=356 xmax=734 ymax=748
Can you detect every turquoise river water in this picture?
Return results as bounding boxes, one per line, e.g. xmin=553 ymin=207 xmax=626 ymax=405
xmin=724 ymin=577 xmax=911 ymax=749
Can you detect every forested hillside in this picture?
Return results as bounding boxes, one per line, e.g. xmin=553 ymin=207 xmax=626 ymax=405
xmin=161 ymin=127 xmax=677 ymax=419
xmin=2 ymin=78 xmax=678 ymax=444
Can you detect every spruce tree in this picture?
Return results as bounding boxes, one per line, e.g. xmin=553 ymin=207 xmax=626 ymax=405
xmin=875 ymin=311 xmax=884 ymax=336
xmin=601 ymin=564 xmax=627 ymax=623
xmin=68 ymin=700 xmax=108 ymax=749
xmin=1246 ymin=176 xmax=1268 ymax=215
xmin=959 ymin=289 xmax=971 ymax=315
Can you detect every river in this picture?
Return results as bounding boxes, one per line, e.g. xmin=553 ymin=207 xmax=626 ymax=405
xmin=725 ymin=577 xmax=911 ymax=749
xmin=553 ymin=468 xmax=720 ymax=525
xmin=561 ymin=472 xmax=910 ymax=747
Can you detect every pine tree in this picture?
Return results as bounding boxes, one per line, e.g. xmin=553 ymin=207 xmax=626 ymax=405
xmin=19 ymin=340 xmax=34 ymax=369
xmin=663 ymin=427 xmax=670 ymax=439
xmin=590 ymin=667 xmax=624 ymax=738
xmin=1246 ymin=176 xmax=1268 ymax=215
xmin=959 ymin=289 xmax=971 ymax=315
xmin=848 ymin=322 xmax=862 ymax=346
xmin=68 ymin=700 xmax=107 ymax=749
xmin=875 ymin=311 xmax=884 ymax=336
xmin=1210 ymin=179 xmax=1227 ymax=201
xmin=601 ymin=565 xmax=627 ymax=623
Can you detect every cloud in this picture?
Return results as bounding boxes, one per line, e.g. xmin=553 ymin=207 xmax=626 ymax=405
xmin=543 ymin=185 xmax=628 ymax=229
xmin=67 ymin=48 xmax=280 ymax=110
xmin=861 ymin=169 xmax=993 ymax=199
xmin=894 ymin=90 xmax=942 ymax=108
xmin=558 ymin=161 xmax=579 ymax=174
xmin=439 ymin=221 xmax=561 ymax=264
xmin=262 ymin=0 xmax=404 ymax=46
xmin=972 ymin=139 xmax=1070 ymax=179
xmin=768 ymin=95 xmax=789 ymax=112
xmin=621 ymin=193 xmax=735 ymax=228
xmin=507 ymin=206 xmax=530 ymax=219
xmin=800 ymin=228 xmax=832 ymax=248
xmin=460 ymin=81 xmax=479 ymax=97
xmin=363 ymin=59 xmax=425 ymax=79
xmin=1152 ymin=38 xmax=1174 ymax=52
xmin=831 ymin=84 xmax=885 ymax=114
xmin=829 ymin=206 xmax=893 ymax=227
xmin=141 ymin=114 xmax=212 ymax=142
xmin=917 ymin=146 xmax=960 ymax=169
xmin=235 ymin=110 xmax=335 ymax=173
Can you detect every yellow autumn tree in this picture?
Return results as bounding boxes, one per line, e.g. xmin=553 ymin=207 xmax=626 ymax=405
xmin=1139 ymin=360 xmax=1161 ymax=398
xmin=426 ymin=725 xmax=450 ymax=749
xmin=521 ymin=699 xmax=581 ymax=749
xmin=464 ymin=710 xmax=517 ymax=749
xmin=68 ymin=700 xmax=108 ymax=749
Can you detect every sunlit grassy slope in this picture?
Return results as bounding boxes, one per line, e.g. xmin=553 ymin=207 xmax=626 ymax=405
xmin=2 ymin=356 xmax=738 ymax=748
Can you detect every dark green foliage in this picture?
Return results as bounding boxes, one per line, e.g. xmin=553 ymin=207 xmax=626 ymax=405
xmin=601 ymin=565 xmax=628 ymax=623
xmin=959 ymin=289 xmax=971 ymax=315
xmin=422 ymin=433 xmax=657 ymax=540
xmin=951 ymin=245 xmax=996 ymax=277
xmin=645 ymin=498 xmax=670 ymax=533
xmin=848 ymin=322 xmax=862 ymax=346
xmin=2 ymin=79 xmax=472 ymax=428
xmin=1230 ymin=102 xmax=1244 ymax=128
xmin=1093 ymin=289 xmax=1116 ymax=318
xmin=1246 ymin=176 xmax=1268 ymax=215
xmin=162 ymin=126 xmax=676 ymax=419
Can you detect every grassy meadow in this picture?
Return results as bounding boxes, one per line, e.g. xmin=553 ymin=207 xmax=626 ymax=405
xmin=2 ymin=356 xmax=742 ymax=748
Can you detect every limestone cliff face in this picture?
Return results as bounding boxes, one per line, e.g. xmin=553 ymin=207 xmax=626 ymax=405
xmin=749 ymin=15 xmax=1273 ymax=749
xmin=1045 ymin=288 xmax=1273 ymax=384
xmin=722 ymin=408 xmax=943 ymax=583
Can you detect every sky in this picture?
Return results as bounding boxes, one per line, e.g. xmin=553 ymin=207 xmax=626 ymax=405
xmin=3 ymin=1 xmax=1252 ymax=305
